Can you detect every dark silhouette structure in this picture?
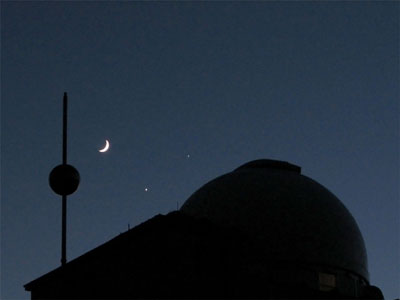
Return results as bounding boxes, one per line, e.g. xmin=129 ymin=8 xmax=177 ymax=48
xmin=48 ymin=92 xmax=80 ymax=266
xmin=24 ymin=159 xmax=384 ymax=299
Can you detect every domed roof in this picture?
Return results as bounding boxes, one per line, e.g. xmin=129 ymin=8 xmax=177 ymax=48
xmin=180 ymin=159 xmax=369 ymax=281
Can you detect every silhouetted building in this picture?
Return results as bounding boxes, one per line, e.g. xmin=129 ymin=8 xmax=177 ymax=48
xmin=24 ymin=159 xmax=384 ymax=299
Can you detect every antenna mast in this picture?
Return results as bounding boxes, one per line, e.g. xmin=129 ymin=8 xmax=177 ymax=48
xmin=49 ymin=92 xmax=80 ymax=266
xmin=61 ymin=92 xmax=67 ymax=266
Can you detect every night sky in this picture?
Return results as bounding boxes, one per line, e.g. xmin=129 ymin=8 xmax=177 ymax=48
xmin=2 ymin=2 xmax=399 ymax=299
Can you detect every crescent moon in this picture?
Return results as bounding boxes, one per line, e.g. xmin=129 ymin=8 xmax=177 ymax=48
xmin=99 ymin=140 xmax=110 ymax=153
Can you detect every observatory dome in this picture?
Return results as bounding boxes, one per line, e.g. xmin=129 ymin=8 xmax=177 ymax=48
xmin=180 ymin=159 xmax=369 ymax=282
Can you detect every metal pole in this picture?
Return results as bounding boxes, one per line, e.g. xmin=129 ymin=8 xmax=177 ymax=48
xmin=63 ymin=92 xmax=67 ymax=165
xmin=61 ymin=92 xmax=68 ymax=266
xmin=61 ymin=196 xmax=67 ymax=266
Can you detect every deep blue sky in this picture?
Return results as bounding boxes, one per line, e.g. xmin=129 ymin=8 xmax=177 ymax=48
xmin=1 ymin=2 xmax=399 ymax=299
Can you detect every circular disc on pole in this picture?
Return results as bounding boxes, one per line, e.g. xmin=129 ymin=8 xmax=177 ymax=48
xmin=49 ymin=164 xmax=80 ymax=196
